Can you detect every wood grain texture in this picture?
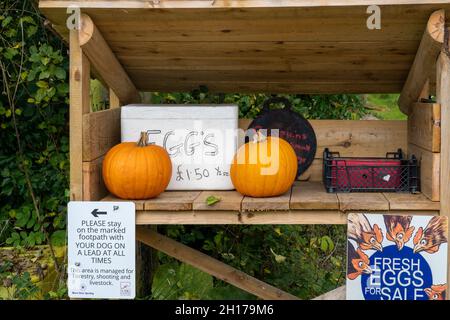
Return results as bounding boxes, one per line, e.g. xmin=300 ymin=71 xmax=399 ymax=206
xmin=109 ymin=89 xmax=121 ymax=109
xmin=82 ymin=156 xmax=107 ymax=201
xmin=407 ymin=102 xmax=441 ymax=152
xmin=383 ymin=192 xmax=440 ymax=210
xmin=39 ymin=1 xmax=450 ymax=9
xmin=408 ymin=143 xmax=440 ymax=201
xmin=102 ymin=194 xmax=146 ymax=211
xmin=398 ymin=9 xmax=445 ymax=114
xmin=79 ymin=14 xmax=140 ymax=104
xmin=313 ymin=286 xmax=346 ymax=300
xmin=290 ymin=182 xmax=339 ymax=210
xmin=82 ymin=107 xmax=121 ymax=161
xmin=69 ymin=30 xmax=90 ymax=201
xmin=242 ymin=190 xmax=292 ymax=212
xmin=136 ymin=227 xmax=300 ymax=300
xmin=437 ymin=51 xmax=450 ymax=298
xmin=144 ymin=191 xmax=201 ymax=211
xmin=240 ymin=119 xmax=407 ymax=158
xmin=337 ymin=193 xmax=389 ymax=211
xmin=40 ymin=4 xmax=450 ymax=94
xmin=193 ymin=191 xmax=243 ymax=211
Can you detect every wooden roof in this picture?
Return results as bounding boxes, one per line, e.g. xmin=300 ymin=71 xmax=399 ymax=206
xmin=40 ymin=1 xmax=450 ymax=93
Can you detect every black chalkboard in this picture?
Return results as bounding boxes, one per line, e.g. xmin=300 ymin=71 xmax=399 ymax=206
xmin=247 ymin=97 xmax=317 ymax=178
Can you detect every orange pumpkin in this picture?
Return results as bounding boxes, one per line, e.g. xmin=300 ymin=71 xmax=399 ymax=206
xmin=102 ymin=131 xmax=172 ymax=199
xmin=230 ymin=132 xmax=298 ymax=197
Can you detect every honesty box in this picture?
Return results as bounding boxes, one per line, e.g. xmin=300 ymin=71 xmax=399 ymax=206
xmin=67 ymin=201 xmax=136 ymax=299
xmin=346 ymin=213 xmax=448 ymax=300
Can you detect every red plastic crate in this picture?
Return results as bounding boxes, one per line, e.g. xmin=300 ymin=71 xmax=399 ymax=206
xmin=323 ymin=148 xmax=420 ymax=193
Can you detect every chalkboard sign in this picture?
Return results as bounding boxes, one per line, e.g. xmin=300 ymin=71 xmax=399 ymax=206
xmin=248 ymin=97 xmax=317 ymax=177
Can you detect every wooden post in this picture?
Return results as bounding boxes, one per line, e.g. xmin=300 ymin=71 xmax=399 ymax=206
xmin=109 ymin=89 xmax=121 ymax=109
xmin=437 ymin=49 xmax=450 ymax=297
xmin=136 ymin=227 xmax=300 ymax=300
xmin=69 ymin=29 xmax=90 ymax=200
xmin=398 ymin=9 xmax=445 ymax=114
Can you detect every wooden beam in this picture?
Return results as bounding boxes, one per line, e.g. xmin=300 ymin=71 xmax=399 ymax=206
xmin=407 ymin=102 xmax=441 ymax=152
xmin=313 ymin=286 xmax=346 ymax=300
xmin=136 ymin=227 xmax=300 ymax=300
xmin=69 ymin=29 xmax=90 ymax=201
xmin=398 ymin=9 xmax=445 ymax=114
xmin=437 ymin=50 xmax=450 ymax=298
xmin=79 ymin=14 xmax=140 ymax=105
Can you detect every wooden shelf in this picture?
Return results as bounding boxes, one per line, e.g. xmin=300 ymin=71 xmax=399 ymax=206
xmin=102 ymin=182 xmax=440 ymax=225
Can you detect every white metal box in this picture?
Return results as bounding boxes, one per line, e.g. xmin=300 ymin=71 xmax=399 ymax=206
xmin=121 ymin=105 xmax=238 ymax=190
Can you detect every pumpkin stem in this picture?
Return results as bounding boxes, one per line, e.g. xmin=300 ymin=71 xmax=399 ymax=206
xmin=137 ymin=131 xmax=151 ymax=147
xmin=253 ymin=130 xmax=267 ymax=143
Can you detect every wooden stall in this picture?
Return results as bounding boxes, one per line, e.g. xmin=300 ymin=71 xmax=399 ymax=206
xmin=39 ymin=0 xmax=450 ymax=300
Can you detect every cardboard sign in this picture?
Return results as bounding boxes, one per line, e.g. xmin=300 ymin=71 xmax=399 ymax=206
xmin=121 ymin=105 xmax=238 ymax=190
xmin=346 ymin=213 xmax=448 ymax=300
xmin=67 ymin=201 xmax=135 ymax=299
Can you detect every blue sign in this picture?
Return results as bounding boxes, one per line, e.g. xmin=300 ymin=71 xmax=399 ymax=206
xmin=346 ymin=214 xmax=448 ymax=300
xmin=361 ymin=245 xmax=432 ymax=300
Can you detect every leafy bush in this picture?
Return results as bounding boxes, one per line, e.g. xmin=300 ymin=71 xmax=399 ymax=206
xmin=0 ymin=1 xmax=69 ymax=249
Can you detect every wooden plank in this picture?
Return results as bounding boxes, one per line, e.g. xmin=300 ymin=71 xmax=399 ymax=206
xmin=69 ymin=30 xmax=90 ymax=201
xmin=398 ymin=10 xmax=445 ymax=114
xmin=126 ymin=68 xmax=409 ymax=83
xmin=78 ymin=14 xmax=140 ymax=104
xmin=408 ymin=102 xmax=441 ymax=152
xmin=144 ymin=191 xmax=201 ymax=211
xmin=240 ymin=211 xmax=348 ymax=225
xmin=193 ymin=191 xmax=243 ymax=211
xmin=123 ymin=55 xmax=414 ymax=71
xmin=337 ymin=193 xmax=389 ymax=211
xmin=437 ymin=51 xmax=450 ymax=298
xmin=136 ymin=209 xmax=438 ymax=225
xmin=240 ymin=119 xmax=407 ymax=158
xmin=82 ymin=157 xmax=107 ymax=201
xmin=383 ymin=192 xmax=440 ymax=210
xmin=82 ymin=107 xmax=121 ymax=161
xmin=109 ymin=89 xmax=121 ymax=109
xmin=290 ymin=182 xmax=339 ymax=210
xmin=408 ymin=143 xmax=440 ymax=201
xmin=136 ymin=211 xmax=242 ymax=225
xmin=242 ymin=190 xmax=292 ymax=212
xmin=313 ymin=286 xmax=346 ymax=300
xmin=38 ymin=1 xmax=450 ymax=9
xmin=102 ymin=194 xmax=146 ymax=211
xmin=298 ymin=159 xmax=323 ymax=182
xmin=135 ymin=80 xmax=403 ymax=94
xmin=136 ymin=227 xmax=300 ymax=300
xmin=111 ymin=40 xmax=419 ymax=59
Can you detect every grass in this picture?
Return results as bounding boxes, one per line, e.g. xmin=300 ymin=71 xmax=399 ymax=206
xmin=365 ymin=94 xmax=407 ymax=120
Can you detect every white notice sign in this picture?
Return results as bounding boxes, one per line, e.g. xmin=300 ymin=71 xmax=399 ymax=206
xmin=68 ymin=201 xmax=135 ymax=299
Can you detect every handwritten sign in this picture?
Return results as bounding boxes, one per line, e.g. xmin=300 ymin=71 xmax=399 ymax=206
xmin=346 ymin=213 xmax=448 ymax=300
xmin=121 ymin=105 xmax=238 ymax=190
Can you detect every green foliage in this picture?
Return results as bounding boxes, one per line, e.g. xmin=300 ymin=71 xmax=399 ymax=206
xmin=365 ymin=94 xmax=406 ymax=120
xmin=152 ymin=261 xmax=255 ymax=300
xmin=151 ymin=89 xmax=366 ymax=120
xmin=158 ymin=225 xmax=346 ymax=299
xmin=0 ymin=0 xmax=69 ymax=249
